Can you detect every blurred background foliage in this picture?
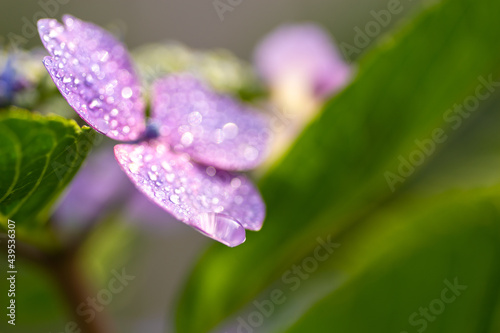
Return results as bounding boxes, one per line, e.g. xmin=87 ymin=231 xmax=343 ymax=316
xmin=1 ymin=0 xmax=500 ymax=332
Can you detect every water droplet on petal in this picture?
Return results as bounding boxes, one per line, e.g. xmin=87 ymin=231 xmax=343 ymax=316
xmin=188 ymin=111 xmax=202 ymax=126
xmin=170 ymin=194 xmax=180 ymax=204
xmin=89 ymin=99 xmax=101 ymax=110
xmin=189 ymin=213 xmax=246 ymax=247
xmin=121 ymin=87 xmax=133 ymax=99
xmin=231 ymin=177 xmax=242 ymax=188
xmin=155 ymin=190 xmax=166 ymax=200
xmin=148 ymin=171 xmax=157 ymax=181
xmin=206 ymin=166 xmax=216 ymax=177
xmin=222 ymin=122 xmax=238 ymax=139
xmin=243 ymin=146 xmax=258 ymax=161
xmin=181 ymin=132 xmax=194 ymax=146
xmin=128 ymin=163 xmax=140 ymax=174
xmin=161 ymin=161 xmax=172 ymax=171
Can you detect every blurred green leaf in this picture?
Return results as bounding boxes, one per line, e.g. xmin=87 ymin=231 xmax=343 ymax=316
xmin=264 ymin=188 xmax=500 ymax=333
xmin=176 ymin=0 xmax=500 ymax=331
xmin=0 ymin=108 xmax=95 ymax=230
xmin=408 ymin=94 xmax=500 ymax=194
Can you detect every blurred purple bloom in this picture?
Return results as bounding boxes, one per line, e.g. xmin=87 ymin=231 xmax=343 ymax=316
xmin=254 ymin=23 xmax=351 ymax=99
xmin=54 ymin=146 xmax=179 ymax=231
xmin=38 ymin=15 xmax=269 ymax=247
xmin=0 ymin=56 xmax=30 ymax=107
xmin=253 ymin=24 xmax=352 ymax=170
xmin=53 ymin=147 xmax=133 ymax=231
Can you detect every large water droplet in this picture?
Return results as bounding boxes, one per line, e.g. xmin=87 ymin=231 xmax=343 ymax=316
xmin=189 ymin=213 xmax=246 ymax=247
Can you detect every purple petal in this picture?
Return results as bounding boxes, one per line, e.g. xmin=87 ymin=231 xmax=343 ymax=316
xmin=114 ymin=141 xmax=265 ymax=246
xmin=38 ymin=15 xmax=145 ymax=140
xmin=151 ymin=74 xmax=270 ymax=171
xmin=254 ymin=23 xmax=351 ymax=98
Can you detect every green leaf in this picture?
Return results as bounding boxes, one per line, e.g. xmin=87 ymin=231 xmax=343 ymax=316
xmin=175 ymin=0 xmax=500 ymax=331
xmin=272 ymin=189 xmax=500 ymax=333
xmin=0 ymin=108 xmax=95 ymax=230
xmin=408 ymin=94 xmax=500 ymax=193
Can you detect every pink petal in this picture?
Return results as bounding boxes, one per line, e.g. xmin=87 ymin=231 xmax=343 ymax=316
xmin=114 ymin=141 xmax=265 ymax=246
xmin=151 ymin=74 xmax=270 ymax=171
xmin=38 ymin=15 xmax=145 ymax=141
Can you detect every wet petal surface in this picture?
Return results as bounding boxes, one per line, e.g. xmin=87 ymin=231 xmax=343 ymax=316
xmin=38 ymin=15 xmax=145 ymax=140
xmin=114 ymin=141 xmax=265 ymax=246
xmin=151 ymin=75 xmax=270 ymax=171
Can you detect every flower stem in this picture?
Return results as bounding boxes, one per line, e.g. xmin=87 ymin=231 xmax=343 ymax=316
xmin=13 ymin=237 xmax=112 ymax=333
xmin=47 ymin=252 xmax=113 ymax=333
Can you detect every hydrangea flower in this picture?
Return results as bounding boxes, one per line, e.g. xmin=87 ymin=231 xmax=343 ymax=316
xmin=253 ymin=24 xmax=352 ymax=168
xmin=38 ymin=15 xmax=269 ymax=247
xmin=254 ymin=23 xmax=351 ymax=100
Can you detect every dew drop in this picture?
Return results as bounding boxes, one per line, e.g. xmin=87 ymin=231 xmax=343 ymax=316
xmin=206 ymin=166 xmax=216 ymax=177
xmin=166 ymin=173 xmax=175 ymax=182
xmin=129 ymin=163 xmax=140 ymax=174
xmin=189 ymin=213 xmax=246 ymax=247
xmin=148 ymin=171 xmax=157 ymax=181
xmin=155 ymin=191 xmax=166 ymax=200
xmin=187 ymin=111 xmax=202 ymax=126
xmin=121 ymin=87 xmax=133 ymax=99
xmin=243 ymin=146 xmax=258 ymax=161
xmin=89 ymin=99 xmax=101 ymax=110
xmin=161 ymin=161 xmax=172 ymax=171
xmin=222 ymin=123 xmax=238 ymax=139
xmin=181 ymin=132 xmax=194 ymax=146
xmin=170 ymin=194 xmax=180 ymax=204
xmin=231 ymin=178 xmax=242 ymax=188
